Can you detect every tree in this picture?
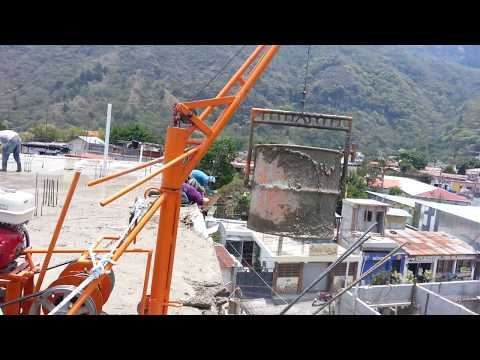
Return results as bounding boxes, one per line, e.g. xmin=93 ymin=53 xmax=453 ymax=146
xmin=199 ymin=137 xmax=237 ymax=189
xmin=457 ymin=157 xmax=480 ymax=175
xmin=443 ymin=165 xmax=456 ymax=174
xmin=0 ymin=120 xmax=7 ymax=131
xmin=110 ymin=123 xmax=156 ymax=143
xmin=346 ymin=173 xmax=368 ymax=199
xmin=398 ymin=149 xmax=427 ymax=170
xmin=389 ymin=186 xmax=403 ymax=196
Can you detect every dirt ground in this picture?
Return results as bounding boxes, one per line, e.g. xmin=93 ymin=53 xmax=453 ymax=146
xmin=0 ymin=160 xmax=222 ymax=315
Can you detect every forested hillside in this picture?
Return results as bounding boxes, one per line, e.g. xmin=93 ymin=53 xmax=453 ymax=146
xmin=0 ymin=45 xmax=479 ymax=160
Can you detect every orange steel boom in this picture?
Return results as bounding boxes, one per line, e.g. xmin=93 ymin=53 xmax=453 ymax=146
xmin=88 ymin=45 xmax=280 ymax=315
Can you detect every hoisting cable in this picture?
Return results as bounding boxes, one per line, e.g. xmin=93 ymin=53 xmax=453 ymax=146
xmin=193 ymin=45 xmax=247 ymax=99
xmin=300 ymin=45 xmax=312 ymax=113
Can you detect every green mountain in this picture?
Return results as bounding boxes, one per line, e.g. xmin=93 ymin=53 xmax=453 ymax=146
xmin=1 ymin=45 xmax=480 ymax=160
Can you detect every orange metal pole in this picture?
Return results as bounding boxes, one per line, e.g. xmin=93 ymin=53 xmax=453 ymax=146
xmin=66 ymin=195 xmax=165 ymax=315
xmin=182 ymin=45 xmax=280 ymax=180
xmin=88 ymin=156 xmax=164 ymax=187
xmin=138 ymin=250 xmax=153 ymax=315
xmin=99 ymin=147 xmax=198 ymax=207
xmin=148 ymin=127 xmax=188 ymax=315
xmin=34 ymin=171 xmax=81 ymax=293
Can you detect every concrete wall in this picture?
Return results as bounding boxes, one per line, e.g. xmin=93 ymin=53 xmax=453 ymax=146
xmin=335 ymin=291 xmax=380 ymax=315
xmin=420 ymin=280 xmax=480 ymax=298
xmin=357 ymin=284 xmax=413 ymax=305
xmin=414 ymin=285 xmax=476 ymax=315
xmin=386 ymin=215 xmax=406 ymax=230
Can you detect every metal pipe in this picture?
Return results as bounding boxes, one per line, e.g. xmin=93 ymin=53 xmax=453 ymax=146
xmin=34 ymin=171 xmax=81 ymax=293
xmin=279 ymin=222 xmax=378 ymax=315
xmin=98 ymin=148 xmax=197 ymax=207
xmin=313 ymin=242 xmax=406 ymax=315
xmin=103 ymin=103 xmax=112 ymax=177
xmin=88 ymin=156 xmax=164 ymax=187
xmin=65 ymin=195 xmax=165 ymax=315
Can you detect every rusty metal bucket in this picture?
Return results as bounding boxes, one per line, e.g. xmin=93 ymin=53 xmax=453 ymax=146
xmin=247 ymin=144 xmax=342 ymax=239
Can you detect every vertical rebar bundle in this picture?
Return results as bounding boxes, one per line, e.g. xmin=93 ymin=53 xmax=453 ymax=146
xmin=34 ymin=174 xmax=60 ymax=216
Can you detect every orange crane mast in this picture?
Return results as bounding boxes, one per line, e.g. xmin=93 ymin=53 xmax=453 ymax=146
xmin=81 ymin=45 xmax=281 ymax=315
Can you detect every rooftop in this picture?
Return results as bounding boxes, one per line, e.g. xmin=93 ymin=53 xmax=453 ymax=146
xmin=214 ymin=244 xmax=236 ymax=268
xmin=367 ymin=191 xmax=416 ymax=207
xmin=77 ymin=136 xmax=105 ymax=145
xmin=344 ymin=198 xmax=389 ymax=207
xmin=416 ymin=188 xmax=471 ymax=203
xmin=384 ymin=228 xmax=477 ymax=256
xmin=387 ymin=208 xmax=412 ymax=218
xmin=383 ymin=176 xmax=436 ymax=196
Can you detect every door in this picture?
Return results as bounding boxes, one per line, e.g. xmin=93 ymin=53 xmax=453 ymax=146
xmin=302 ymin=262 xmax=329 ymax=293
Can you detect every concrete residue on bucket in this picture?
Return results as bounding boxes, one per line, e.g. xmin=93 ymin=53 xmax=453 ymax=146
xmin=247 ymin=144 xmax=342 ymax=240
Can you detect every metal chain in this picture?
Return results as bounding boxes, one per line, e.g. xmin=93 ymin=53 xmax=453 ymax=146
xmin=300 ymin=45 xmax=312 ymax=113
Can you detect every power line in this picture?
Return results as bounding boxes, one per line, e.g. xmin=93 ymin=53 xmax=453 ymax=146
xmin=193 ymin=45 xmax=247 ymax=99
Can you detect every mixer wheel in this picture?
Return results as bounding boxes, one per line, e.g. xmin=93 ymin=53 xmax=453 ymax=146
xmin=28 ymin=285 xmax=97 ymax=315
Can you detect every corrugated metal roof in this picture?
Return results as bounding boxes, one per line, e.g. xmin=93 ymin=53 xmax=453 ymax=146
xmin=78 ymin=136 xmax=105 ymax=145
xmin=214 ymin=244 xmax=236 ymax=268
xmin=367 ymin=191 xmax=416 ymax=207
xmin=385 ymin=229 xmax=477 ymax=256
xmin=387 ymin=208 xmax=412 ymax=217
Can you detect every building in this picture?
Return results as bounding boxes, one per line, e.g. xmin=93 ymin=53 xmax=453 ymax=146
xmin=415 ymin=187 xmax=471 ymax=205
xmin=419 ymin=167 xmax=480 ymax=197
xmin=414 ymin=200 xmax=480 ymax=253
xmin=339 ymin=197 xmax=478 ymax=284
xmin=367 ymin=191 xmax=416 ymax=224
xmin=217 ymin=218 xmax=360 ymax=297
xmin=338 ymin=199 xmax=389 ymax=248
xmin=68 ymin=136 xmax=105 ymax=153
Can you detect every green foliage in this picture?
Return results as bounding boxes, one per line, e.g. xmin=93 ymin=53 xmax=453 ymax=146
xmin=199 ymin=137 xmax=237 ymax=189
xmin=398 ymin=149 xmax=427 ymax=170
xmin=457 ymin=157 xmax=480 ymax=175
xmin=388 ymin=186 xmax=403 ymax=196
xmin=371 ymin=271 xmax=391 ymax=285
xmin=346 ymin=173 xmax=368 ymax=199
xmin=3 ymin=45 xmax=480 ymax=159
xmin=443 ymin=165 xmax=456 ymax=174
xmin=110 ymin=123 xmax=156 ymax=143
xmin=0 ymin=120 xmax=7 ymax=131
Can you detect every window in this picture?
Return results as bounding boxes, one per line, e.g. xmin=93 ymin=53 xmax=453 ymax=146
xmin=456 ymin=260 xmax=472 ymax=274
xmin=363 ymin=210 xmax=372 ymax=222
xmin=437 ymin=260 xmax=454 ymax=273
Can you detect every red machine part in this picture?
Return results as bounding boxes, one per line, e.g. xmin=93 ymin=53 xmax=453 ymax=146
xmin=0 ymin=227 xmax=26 ymax=270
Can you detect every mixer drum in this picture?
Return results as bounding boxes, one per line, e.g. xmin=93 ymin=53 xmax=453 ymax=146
xmin=247 ymin=144 xmax=343 ymax=240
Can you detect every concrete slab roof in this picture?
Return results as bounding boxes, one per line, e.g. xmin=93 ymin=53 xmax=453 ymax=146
xmin=344 ymin=198 xmax=389 ymax=207
xmin=387 ymin=208 xmax=412 ymax=218
xmin=384 ymin=175 xmax=436 ymax=196
xmin=367 ymin=191 xmax=417 ymax=207
xmin=415 ymin=200 xmax=480 ymax=224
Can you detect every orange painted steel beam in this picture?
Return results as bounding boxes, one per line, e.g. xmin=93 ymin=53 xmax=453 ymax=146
xmin=138 ymin=250 xmax=153 ymax=315
xmin=88 ymin=156 xmax=165 ymax=187
xmin=34 ymin=171 xmax=81 ymax=294
xmin=99 ymin=147 xmax=198 ymax=207
xmin=198 ymin=45 xmax=267 ymax=122
xmin=66 ymin=194 xmax=165 ymax=315
xmin=147 ymin=46 xmax=280 ymax=315
xmin=149 ymin=127 xmax=187 ymax=315
xmin=180 ymin=96 xmax=235 ymax=110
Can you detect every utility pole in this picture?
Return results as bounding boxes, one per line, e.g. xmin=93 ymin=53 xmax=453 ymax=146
xmin=103 ymin=104 xmax=112 ymax=177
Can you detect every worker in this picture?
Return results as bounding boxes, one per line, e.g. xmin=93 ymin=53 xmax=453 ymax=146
xmin=187 ymin=174 xmax=206 ymax=195
xmin=181 ymin=182 xmax=210 ymax=207
xmin=0 ymin=130 xmax=22 ymax=172
xmin=190 ymin=169 xmax=216 ymax=195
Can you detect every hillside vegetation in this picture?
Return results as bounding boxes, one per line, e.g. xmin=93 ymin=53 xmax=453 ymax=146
xmin=1 ymin=45 xmax=480 ymax=160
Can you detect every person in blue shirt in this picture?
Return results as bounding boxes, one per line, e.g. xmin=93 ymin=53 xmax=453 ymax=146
xmin=190 ymin=169 xmax=216 ymax=195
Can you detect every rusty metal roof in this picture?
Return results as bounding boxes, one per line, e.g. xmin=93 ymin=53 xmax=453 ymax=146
xmin=214 ymin=244 xmax=236 ymax=268
xmin=385 ymin=229 xmax=477 ymax=256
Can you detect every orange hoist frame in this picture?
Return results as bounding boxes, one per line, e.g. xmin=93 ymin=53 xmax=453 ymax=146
xmin=84 ymin=45 xmax=281 ymax=315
